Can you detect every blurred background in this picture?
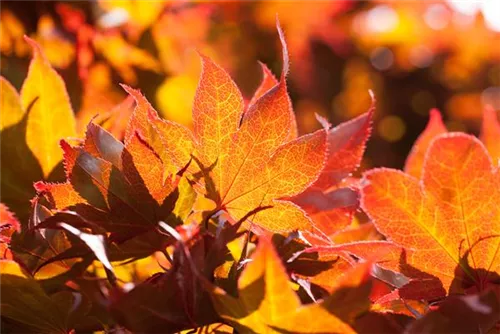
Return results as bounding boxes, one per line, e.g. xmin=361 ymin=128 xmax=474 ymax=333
xmin=2 ymin=0 xmax=499 ymax=169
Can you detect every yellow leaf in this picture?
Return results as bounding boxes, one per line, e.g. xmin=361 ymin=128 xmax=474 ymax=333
xmin=20 ymin=36 xmax=76 ymax=177
xmin=0 ymin=259 xmax=28 ymax=278
xmin=0 ymin=76 xmax=24 ymax=130
xmin=208 ymin=238 xmax=371 ymax=333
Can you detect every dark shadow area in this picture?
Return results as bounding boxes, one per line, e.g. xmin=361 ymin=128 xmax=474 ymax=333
xmin=1 ymin=98 xmax=43 ymax=224
xmin=449 ymin=236 xmax=500 ymax=296
xmin=397 ymin=249 xmax=446 ymax=301
xmin=406 ymin=288 xmax=500 ymax=333
xmin=109 ymin=233 xmax=220 ymax=333
xmin=191 ymin=154 xmax=221 ymax=205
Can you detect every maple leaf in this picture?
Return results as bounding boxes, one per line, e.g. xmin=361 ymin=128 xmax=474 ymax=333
xmin=190 ymin=20 xmax=327 ymax=233
xmin=291 ymin=101 xmax=373 ymax=240
xmin=102 ymin=20 xmax=334 ymax=235
xmin=361 ymin=133 xmax=500 ymax=300
xmin=404 ymin=107 xmax=500 ymax=178
xmin=404 ymin=108 xmax=447 ymax=179
xmin=34 ymin=121 xmax=183 ymax=249
xmin=20 ymin=36 xmax=76 ymax=178
xmin=206 ymin=237 xmax=372 ymax=333
xmin=1 ymin=37 xmax=76 ymax=223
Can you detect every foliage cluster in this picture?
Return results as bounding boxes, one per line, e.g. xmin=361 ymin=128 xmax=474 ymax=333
xmin=1 ymin=20 xmax=499 ymax=334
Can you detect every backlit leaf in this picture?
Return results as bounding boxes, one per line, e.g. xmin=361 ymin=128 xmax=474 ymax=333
xmin=192 ymin=21 xmax=326 ymax=233
xmin=404 ymin=108 xmax=447 ymax=179
xmin=35 ymin=121 xmax=182 ymax=247
xmin=291 ymin=98 xmax=373 ymax=238
xmin=207 ymin=238 xmax=372 ymax=333
xmin=361 ymin=133 xmax=500 ymax=300
xmin=21 ymin=36 xmax=76 ymax=178
xmin=0 ymin=76 xmax=24 ymax=130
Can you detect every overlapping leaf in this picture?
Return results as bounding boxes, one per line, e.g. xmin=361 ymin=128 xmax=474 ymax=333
xmin=1 ymin=37 xmax=76 ymax=223
xmin=290 ymin=103 xmax=373 ymax=240
xmin=34 ymin=120 xmax=185 ymax=256
xmin=189 ymin=22 xmax=326 ymax=233
xmin=109 ymin=219 xmax=246 ymax=333
xmin=361 ymin=132 xmax=500 ymax=300
xmin=404 ymin=107 xmax=500 ymax=176
xmin=21 ymin=36 xmax=76 ymax=178
xmin=206 ymin=238 xmax=372 ymax=333
xmin=112 ymin=20 xmax=327 ymax=234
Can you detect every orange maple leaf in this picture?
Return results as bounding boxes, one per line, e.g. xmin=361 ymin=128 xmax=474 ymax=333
xmin=404 ymin=107 xmax=500 ymax=178
xmin=120 ymin=20 xmax=326 ymax=233
xmin=189 ymin=21 xmax=327 ymax=233
xmin=361 ymin=133 xmax=500 ymax=300
xmin=404 ymin=108 xmax=447 ymax=179
xmin=35 ymin=122 xmax=180 ymax=244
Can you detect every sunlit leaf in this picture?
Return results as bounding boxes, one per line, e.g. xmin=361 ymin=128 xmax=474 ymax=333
xmin=21 ymin=36 xmax=76 ymax=178
xmin=404 ymin=108 xmax=447 ymax=179
xmin=361 ymin=133 xmax=500 ymax=300
xmin=192 ymin=22 xmax=326 ymax=233
xmin=207 ymin=238 xmax=372 ymax=333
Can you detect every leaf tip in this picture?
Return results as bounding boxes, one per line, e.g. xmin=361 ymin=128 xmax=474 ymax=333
xmin=119 ymin=83 xmax=136 ymax=96
xmin=428 ymin=108 xmax=443 ymax=123
xmin=23 ymin=35 xmax=46 ymax=61
xmin=275 ymin=15 xmax=289 ymax=80
xmin=315 ymin=113 xmax=331 ymax=130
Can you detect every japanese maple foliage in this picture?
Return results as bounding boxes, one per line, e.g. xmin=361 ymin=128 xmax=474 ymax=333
xmin=361 ymin=111 xmax=500 ymax=300
xmin=1 ymin=18 xmax=500 ymax=334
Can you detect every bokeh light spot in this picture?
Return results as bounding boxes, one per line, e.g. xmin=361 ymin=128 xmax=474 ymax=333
xmin=370 ymin=47 xmax=394 ymax=71
xmin=424 ymin=4 xmax=450 ymax=30
xmin=366 ymin=5 xmax=399 ymax=33
xmin=378 ymin=115 xmax=406 ymax=142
